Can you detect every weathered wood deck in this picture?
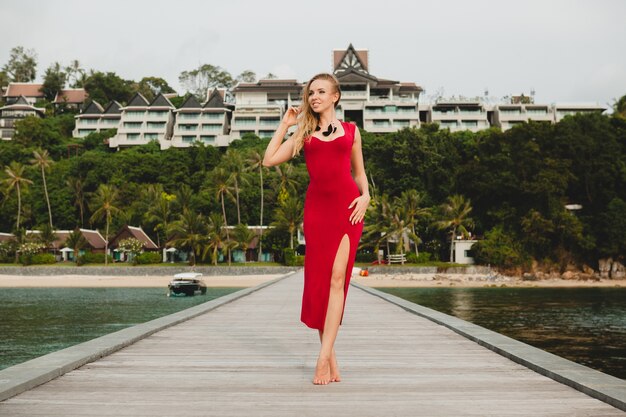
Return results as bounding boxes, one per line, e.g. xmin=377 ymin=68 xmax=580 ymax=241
xmin=1 ymin=271 xmax=624 ymax=416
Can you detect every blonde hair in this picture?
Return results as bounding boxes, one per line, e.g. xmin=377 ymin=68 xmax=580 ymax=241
xmin=291 ymin=73 xmax=341 ymax=157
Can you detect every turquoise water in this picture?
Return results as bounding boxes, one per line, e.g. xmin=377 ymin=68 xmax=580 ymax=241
xmin=379 ymin=287 xmax=626 ymax=380
xmin=0 ymin=287 xmax=239 ymax=370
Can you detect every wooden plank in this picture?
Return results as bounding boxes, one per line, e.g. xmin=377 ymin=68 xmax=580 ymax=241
xmin=1 ymin=271 xmax=623 ymax=416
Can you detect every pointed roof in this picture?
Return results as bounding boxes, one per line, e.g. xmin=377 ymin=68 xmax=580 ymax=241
xmin=126 ymin=92 xmax=150 ymax=107
xmin=82 ymin=100 xmax=104 ymax=115
xmin=0 ymin=95 xmax=45 ymax=113
xmin=179 ymin=94 xmax=202 ymax=109
xmin=204 ymin=88 xmax=225 ymax=108
xmin=334 ymin=44 xmax=370 ymax=76
xmin=15 ymin=95 xmax=29 ymax=105
xmin=103 ymin=101 xmax=122 ymax=114
xmin=150 ymin=93 xmax=174 ymax=108
xmin=108 ymin=225 xmax=158 ymax=250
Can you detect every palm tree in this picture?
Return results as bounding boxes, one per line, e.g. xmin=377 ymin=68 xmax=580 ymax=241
xmin=233 ymin=223 xmax=255 ymax=262
xmin=168 ymin=209 xmax=208 ymax=266
xmin=208 ymin=167 xmax=236 ymax=242
xmin=398 ymin=190 xmax=431 ymax=255
xmin=222 ymin=148 xmax=250 ymax=224
xmin=30 ymin=149 xmax=54 ymax=228
xmin=174 ymin=184 xmax=192 ymax=213
xmin=144 ymin=188 xmax=173 ymax=248
xmin=434 ymin=194 xmax=474 ymax=263
xmin=65 ymin=228 xmax=88 ymax=263
xmin=89 ymin=184 xmax=121 ymax=266
xmin=248 ymin=150 xmax=267 ymax=261
xmin=66 ymin=177 xmax=85 ymax=227
xmin=273 ymin=163 xmax=299 ymax=199
xmin=271 ymin=193 xmax=303 ymax=250
xmin=205 ymin=213 xmax=226 ymax=266
xmin=3 ymin=162 xmax=33 ymax=229
xmin=362 ymin=193 xmax=393 ymax=258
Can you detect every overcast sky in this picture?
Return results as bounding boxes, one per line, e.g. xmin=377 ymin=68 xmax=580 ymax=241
xmin=1 ymin=0 xmax=625 ymax=106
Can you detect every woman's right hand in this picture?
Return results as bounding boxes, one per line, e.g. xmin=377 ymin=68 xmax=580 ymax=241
xmin=282 ymin=106 xmax=301 ymax=127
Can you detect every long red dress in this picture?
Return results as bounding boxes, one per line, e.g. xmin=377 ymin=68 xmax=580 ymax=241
xmin=301 ymin=121 xmax=364 ymax=330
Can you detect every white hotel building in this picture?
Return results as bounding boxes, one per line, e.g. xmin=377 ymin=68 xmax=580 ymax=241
xmin=69 ymin=44 xmax=605 ymax=148
xmin=72 ymin=100 xmax=122 ymax=138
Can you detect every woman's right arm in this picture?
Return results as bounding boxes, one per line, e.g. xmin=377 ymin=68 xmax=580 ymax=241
xmin=262 ymin=107 xmax=299 ymax=167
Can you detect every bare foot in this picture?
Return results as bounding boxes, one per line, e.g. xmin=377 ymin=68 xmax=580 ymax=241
xmin=330 ymin=350 xmax=341 ymax=382
xmin=313 ymin=356 xmax=331 ymax=385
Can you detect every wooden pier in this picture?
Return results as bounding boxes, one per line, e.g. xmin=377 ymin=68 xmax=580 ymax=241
xmin=0 ymin=271 xmax=624 ymax=416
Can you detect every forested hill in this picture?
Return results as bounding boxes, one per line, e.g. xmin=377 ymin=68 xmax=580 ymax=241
xmin=1 ymin=109 xmax=626 ymax=269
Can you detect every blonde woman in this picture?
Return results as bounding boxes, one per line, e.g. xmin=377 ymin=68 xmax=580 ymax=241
xmin=263 ymin=73 xmax=370 ymax=385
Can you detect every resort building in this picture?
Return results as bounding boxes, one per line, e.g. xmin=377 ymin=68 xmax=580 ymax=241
xmin=333 ymin=44 xmax=422 ymax=133
xmin=2 ymin=82 xmax=45 ymax=105
xmin=230 ymin=79 xmax=302 ymax=139
xmin=53 ymin=88 xmax=88 ymax=110
xmin=428 ymin=98 xmax=490 ymax=133
xmin=0 ymin=96 xmax=45 ymax=140
xmin=492 ymin=103 xmax=554 ymax=131
xmin=167 ymin=89 xmax=232 ymax=148
xmin=72 ymin=100 xmax=122 ymax=138
xmin=108 ymin=93 xmax=175 ymax=149
xmin=108 ymin=225 xmax=159 ymax=262
xmin=553 ymin=103 xmax=606 ymax=123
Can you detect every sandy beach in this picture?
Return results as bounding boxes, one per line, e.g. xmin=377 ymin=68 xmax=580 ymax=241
xmin=0 ymin=271 xmax=624 ymax=288
xmin=352 ymin=272 xmax=626 ymax=288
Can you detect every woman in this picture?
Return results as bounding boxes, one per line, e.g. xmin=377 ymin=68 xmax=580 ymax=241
xmin=263 ymin=73 xmax=370 ymax=385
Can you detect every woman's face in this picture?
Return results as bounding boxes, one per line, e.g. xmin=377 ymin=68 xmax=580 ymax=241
xmin=308 ymin=79 xmax=338 ymax=114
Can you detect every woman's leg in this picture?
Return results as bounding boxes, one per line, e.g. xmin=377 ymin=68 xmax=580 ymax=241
xmin=313 ymin=234 xmax=350 ymax=385
xmin=318 ymin=330 xmax=341 ymax=382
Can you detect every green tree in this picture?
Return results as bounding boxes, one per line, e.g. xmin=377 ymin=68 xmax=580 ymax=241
xmin=65 ymin=228 xmax=88 ymax=263
xmin=41 ymin=62 xmax=67 ymax=101
xmin=3 ymin=46 xmax=37 ymax=82
xmin=83 ymin=71 xmax=134 ymax=104
xmin=66 ymin=177 xmax=86 ymax=227
xmin=398 ymin=189 xmax=430 ymax=255
xmin=89 ymin=184 xmax=121 ymax=266
xmin=434 ymin=194 xmax=474 ymax=262
xmin=3 ymin=162 xmax=33 ymax=229
xmin=248 ymin=150 xmax=267 ymax=261
xmin=236 ymin=70 xmax=256 ymax=83
xmin=207 ymin=167 xmax=236 ymax=242
xmin=222 ymin=148 xmax=249 ymax=224
xmin=168 ymin=208 xmax=208 ymax=266
xmin=179 ymin=64 xmax=234 ymax=100
xmin=135 ymin=76 xmax=176 ymax=102
xmin=65 ymin=60 xmax=86 ymax=88
xmin=205 ymin=213 xmax=226 ymax=265
xmin=271 ymin=193 xmax=303 ymax=250
xmin=233 ymin=223 xmax=255 ymax=262
xmin=144 ymin=187 xmax=175 ymax=247
xmin=30 ymin=149 xmax=54 ymax=228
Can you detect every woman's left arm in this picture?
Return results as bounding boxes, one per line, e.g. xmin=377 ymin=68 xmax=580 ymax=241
xmin=348 ymin=125 xmax=370 ymax=225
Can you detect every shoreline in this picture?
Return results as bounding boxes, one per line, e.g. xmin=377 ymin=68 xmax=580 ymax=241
xmin=0 ymin=272 xmax=624 ymax=288
xmin=352 ymin=272 xmax=626 ymax=288
xmin=0 ymin=274 xmax=283 ymax=288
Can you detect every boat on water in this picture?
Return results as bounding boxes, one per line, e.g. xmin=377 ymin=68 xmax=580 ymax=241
xmin=167 ymin=272 xmax=207 ymax=297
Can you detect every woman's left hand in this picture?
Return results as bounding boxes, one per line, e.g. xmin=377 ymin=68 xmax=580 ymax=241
xmin=348 ymin=194 xmax=370 ymax=225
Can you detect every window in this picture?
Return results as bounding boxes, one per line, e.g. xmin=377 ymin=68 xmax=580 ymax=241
xmin=200 ymin=135 xmax=216 ymax=143
xmin=145 ymin=133 xmax=159 ymax=140
xmin=127 ymin=133 xmax=140 ymax=140
xmin=126 ymin=111 xmax=144 ymax=117
xmin=124 ymin=122 xmax=142 ymax=129
xmin=179 ymin=124 xmax=197 ymax=131
xmin=147 ymin=122 xmax=166 ymax=129
xmin=182 ymin=135 xmax=196 ymax=143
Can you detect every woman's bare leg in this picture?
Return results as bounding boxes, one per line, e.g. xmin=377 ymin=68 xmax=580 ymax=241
xmin=313 ymin=234 xmax=350 ymax=385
